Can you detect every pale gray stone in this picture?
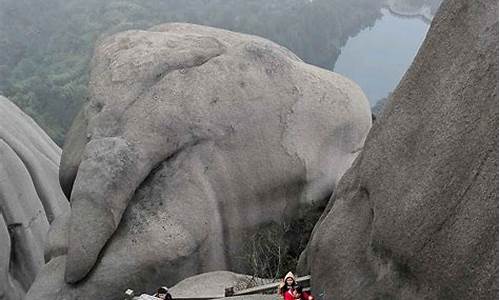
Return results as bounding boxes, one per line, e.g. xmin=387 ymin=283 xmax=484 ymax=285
xmin=0 ymin=96 xmax=69 ymax=299
xmin=28 ymin=23 xmax=371 ymax=299
xmin=301 ymin=0 xmax=498 ymax=299
xmin=169 ymin=271 xmax=268 ymax=299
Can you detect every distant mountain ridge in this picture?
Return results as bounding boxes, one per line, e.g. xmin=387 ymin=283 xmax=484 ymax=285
xmin=385 ymin=0 xmax=442 ymax=23
xmin=0 ymin=0 xmax=439 ymax=144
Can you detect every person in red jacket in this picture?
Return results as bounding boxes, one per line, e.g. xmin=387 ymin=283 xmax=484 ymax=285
xmin=279 ymin=272 xmax=298 ymax=300
xmin=278 ymin=272 xmax=315 ymax=300
xmin=282 ymin=287 xmax=297 ymax=300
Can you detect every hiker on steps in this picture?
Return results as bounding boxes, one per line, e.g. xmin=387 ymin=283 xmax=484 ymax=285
xmin=278 ymin=272 xmax=314 ymax=300
xmin=279 ymin=271 xmax=297 ymax=300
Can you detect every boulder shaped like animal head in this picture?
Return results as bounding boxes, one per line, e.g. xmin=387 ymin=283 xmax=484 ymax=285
xmin=28 ymin=23 xmax=371 ymax=299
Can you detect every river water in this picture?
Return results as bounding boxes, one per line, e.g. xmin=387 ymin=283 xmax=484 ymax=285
xmin=334 ymin=8 xmax=430 ymax=106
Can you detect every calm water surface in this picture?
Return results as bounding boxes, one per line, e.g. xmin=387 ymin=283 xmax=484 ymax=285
xmin=334 ymin=9 xmax=430 ymax=106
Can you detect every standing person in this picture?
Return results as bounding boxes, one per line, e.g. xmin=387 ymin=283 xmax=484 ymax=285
xmin=279 ymin=272 xmax=298 ymax=300
xmin=153 ymin=287 xmax=172 ymax=300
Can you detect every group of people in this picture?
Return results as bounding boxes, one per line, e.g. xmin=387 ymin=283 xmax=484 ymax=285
xmin=153 ymin=286 xmax=172 ymax=300
xmin=151 ymin=271 xmax=312 ymax=300
xmin=279 ymin=272 xmax=314 ymax=300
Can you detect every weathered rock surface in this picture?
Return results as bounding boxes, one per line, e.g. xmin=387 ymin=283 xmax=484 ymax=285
xmin=27 ymin=23 xmax=371 ymax=299
xmin=0 ymin=96 xmax=69 ymax=299
xmin=133 ymin=271 xmax=277 ymax=300
xmin=168 ymin=271 xmax=272 ymax=299
xmin=301 ymin=0 xmax=498 ymax=299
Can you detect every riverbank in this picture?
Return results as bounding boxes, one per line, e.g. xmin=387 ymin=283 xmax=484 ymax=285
xmin=384 ymin=0 xmax=439 ymax=23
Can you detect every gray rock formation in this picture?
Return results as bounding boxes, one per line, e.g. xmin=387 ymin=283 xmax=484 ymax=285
xmin=0 ymin=96 xmax=69 ymax=299
xmin=168 ymin=271 xmax=271 ymax=299
xmin=133 ymin=271 xmax=277 ymax=300
xmin=300 ymin=0 xmax=498 ymax=299
xmin=27 ymin=23 xmax=371 ymax=299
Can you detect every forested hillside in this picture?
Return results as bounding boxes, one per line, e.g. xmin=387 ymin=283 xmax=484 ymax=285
xmin=0 ymin=0 xmax=440 ymax=144
xmin=0 ymin=0 xmax=385 ymax=144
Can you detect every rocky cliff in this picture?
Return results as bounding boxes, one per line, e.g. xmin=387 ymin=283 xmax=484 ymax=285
xmin=27 ymin=23 xmax=371 ymax=299
xmin=301 ymin=0 xmax=498 ymax=299
xmin=0 ymin=96 xmax=69 ymax=300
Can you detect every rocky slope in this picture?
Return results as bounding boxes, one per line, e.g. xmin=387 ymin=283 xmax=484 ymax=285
xmin=168 ymin=271 xmax=271 ymax=299
xmin=300 ymin=0 xmax=498 ymax=299
xmin=27 ymin=23 xmax=371 ymax=299
xmin=0 ymin=96 xmax=69 ymax=300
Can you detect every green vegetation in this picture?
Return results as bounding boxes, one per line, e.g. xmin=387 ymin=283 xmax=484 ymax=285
xmin=0 ymin=0 xmax=384 ymax=144
xmin=238 ymin=203 xmax=325 ymax=280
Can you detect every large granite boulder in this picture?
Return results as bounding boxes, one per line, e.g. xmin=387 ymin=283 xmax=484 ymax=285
xmin=133 ymin=271 xmax=276 ymax=300
xmin=0 ymin=96 xmax=69 ymax=299
xmin=27 ymin=23 xmax=371 ymax=299
xmin=168 ymin=271 xmax=272 ymax=299
xmin=301 ymin=0 xmax=498 ymax=299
